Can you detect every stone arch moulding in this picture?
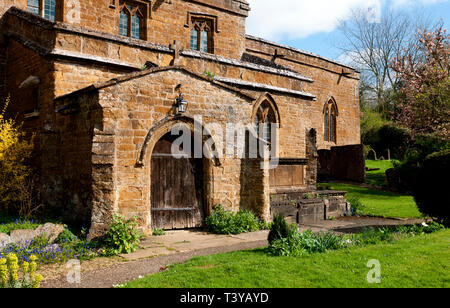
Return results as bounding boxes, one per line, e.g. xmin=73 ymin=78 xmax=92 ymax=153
xmin=322 ymin=96 xmax=339 ymax=116
xmin=252 ymin=92 xmax=281 ymax=128
xmin=136 ymin=115 xmax=222 ymax=167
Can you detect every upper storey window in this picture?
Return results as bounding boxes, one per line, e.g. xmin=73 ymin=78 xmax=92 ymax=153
xmin=27 ymin=0 xmax=59 ymax=22
xmin=190 ymin=19 xmax=214 ymax=53
xmin=118 ymin=2 xmax=145 ymax=40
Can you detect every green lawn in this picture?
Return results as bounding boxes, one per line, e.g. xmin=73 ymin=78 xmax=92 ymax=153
xmin=365 ymin=160 xmax=397 ymax=187
xmin=125 ymin=230 xmax=450 ymax=288
xmin=319 ymin=182 xmax=422 ymax=219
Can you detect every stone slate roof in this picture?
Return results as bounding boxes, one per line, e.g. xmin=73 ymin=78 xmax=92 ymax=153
xmin=241 ymin=52 xmax=296 ymax=73
xmin=3 ymin=7 xmax=314 ymax=83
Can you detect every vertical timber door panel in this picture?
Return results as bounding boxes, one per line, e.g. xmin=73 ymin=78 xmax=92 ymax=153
xmin=151 ymin=133 xmax=204 ymax=230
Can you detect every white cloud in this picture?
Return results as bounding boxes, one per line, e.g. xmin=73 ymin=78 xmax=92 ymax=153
xmin=391 ymin=0 xmax=448 ymax=7
xmin=246 ymin=0 xmax=382 ymax=40
xmin=245 ymin=0 xmax=448 ymax=41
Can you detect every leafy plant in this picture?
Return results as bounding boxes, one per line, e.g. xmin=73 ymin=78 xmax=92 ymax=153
xmin=0 ymin=95 xmax=34 ymax=214
xmin=152 ymin=229 xmax=166 ymax=236
xmin=205 ymin=205 xmax=267 ymax=235
xmin=0 ymin=254 xmax=43 ymax=288
xmin=268 ymin=214 xmax=297 ymax=245
xmin=268 ymin=228 xmax=347 ymax=257
xmin=103 ymin=215 xmax=143 ymax=255
xmin=203 ymin=70 xmax=215 ymax=79
xmin=56 ymin=228 xmax=78 ymax=244
xmin=347 ymin=198 xmax=364 ymax=216
xmin=412 ymin=150 xmax=450 ymax=226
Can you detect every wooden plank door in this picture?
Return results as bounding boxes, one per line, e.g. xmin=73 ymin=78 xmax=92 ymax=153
xmin=151 ymin=134 xmax=204 ymax=230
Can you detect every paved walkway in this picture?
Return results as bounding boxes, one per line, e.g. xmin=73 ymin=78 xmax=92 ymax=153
xmin=42 ymin=231 xmax=270 ymax=288
xmin=41 ymin=217 xmax=425 ymax=288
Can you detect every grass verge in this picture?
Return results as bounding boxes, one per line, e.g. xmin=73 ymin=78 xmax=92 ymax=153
xmin=124 ymin=230 xmax=449 ymax=288
xmin=319 ymin=182 xmax=421 ymax=219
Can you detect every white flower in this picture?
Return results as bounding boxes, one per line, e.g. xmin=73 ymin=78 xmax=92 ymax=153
xmin=422 ymin=222 xmax=429 ymax=227
xmin=346 ymin=239 xmax=353 ymax=244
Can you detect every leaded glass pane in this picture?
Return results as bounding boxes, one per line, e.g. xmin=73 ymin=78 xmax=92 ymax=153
xmin=330 ymin=113 xmax=335 ymax=142
xmin=27 ymin=0 xmax=40 ymax=15
xmin=190 ymin=29 xmax=198 ymax=51
xmin=44 ymin=0 xmax=57 ymax=22
xmin=200 ymin=30 xmax=208 ymax=53
xmin=119 ymin=10 xmax=129 ymax=37
xmin=131 ymin=14 xmax=140 ymax=39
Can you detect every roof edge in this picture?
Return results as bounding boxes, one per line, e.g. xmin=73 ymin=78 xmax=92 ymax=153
xmin=54 ymin=66 xmax=257 ymax=102
xmin=245 ymin=34 xmax=360 ymax=73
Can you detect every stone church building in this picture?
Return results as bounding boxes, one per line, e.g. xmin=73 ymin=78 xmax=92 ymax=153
xmin=0 ymin=0 xmax=362 ymax=236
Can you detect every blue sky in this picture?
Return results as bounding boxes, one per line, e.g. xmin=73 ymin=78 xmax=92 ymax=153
xmin=246 ymin=0 xmax=450 ymax=62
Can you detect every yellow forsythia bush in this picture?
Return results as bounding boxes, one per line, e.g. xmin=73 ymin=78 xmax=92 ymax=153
xmin=0 ymin=253 xmax=43 ymax=288
xmin=0 ymin=96 xmax=34 ymax=208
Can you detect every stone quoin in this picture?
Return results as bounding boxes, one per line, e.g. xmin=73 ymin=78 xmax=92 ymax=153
xmin=0 ymin=0 xmax=362 ymax=236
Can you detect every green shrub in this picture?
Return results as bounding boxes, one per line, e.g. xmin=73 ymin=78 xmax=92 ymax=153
xmin=268 ymin=214 xmax=297 ymax=245
xmin=152 ymin=229 xmax=166 ymax=236
xmin=361 ymin=109 xmax=388 ymax=147
xmin=347 ymin=198 xmax=364 ymax=216
xmin=268 ymin=233 xmax=305 ymax=257
xmin=103 ymin=215 xmax=143 ymax=255
xmin=205 ymin=205 xmax=267 ymax=235
xmin=269 ymin=229 xmax=346 ymax=257
xmin=0 ymin=96 xmax=34 ymax=214
xmin=412 ymin=150 xmax=450 ymax=226
xmin=56 ymin=228 xmax=78 ymax=244
xmin=377 ymin=124 xmax=411 ymax=159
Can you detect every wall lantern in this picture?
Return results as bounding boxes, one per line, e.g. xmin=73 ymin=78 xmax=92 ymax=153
xmin=175 ymin=84 xmax=188 ymax=114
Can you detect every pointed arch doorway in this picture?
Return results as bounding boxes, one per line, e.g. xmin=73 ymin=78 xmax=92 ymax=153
xmin=151 ymin=132 xmax=204 ymax=230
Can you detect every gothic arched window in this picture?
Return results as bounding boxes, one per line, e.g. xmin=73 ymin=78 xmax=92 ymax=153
xmin=324 ymin=99 xmax=337 ymax=143
xmin=190 ymin=19 xmax=214 ymax=53
xmin=119 ymin=2 xmax=145 ymax=39
xmin=254 ymin=100 xmax=278 ymax=146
